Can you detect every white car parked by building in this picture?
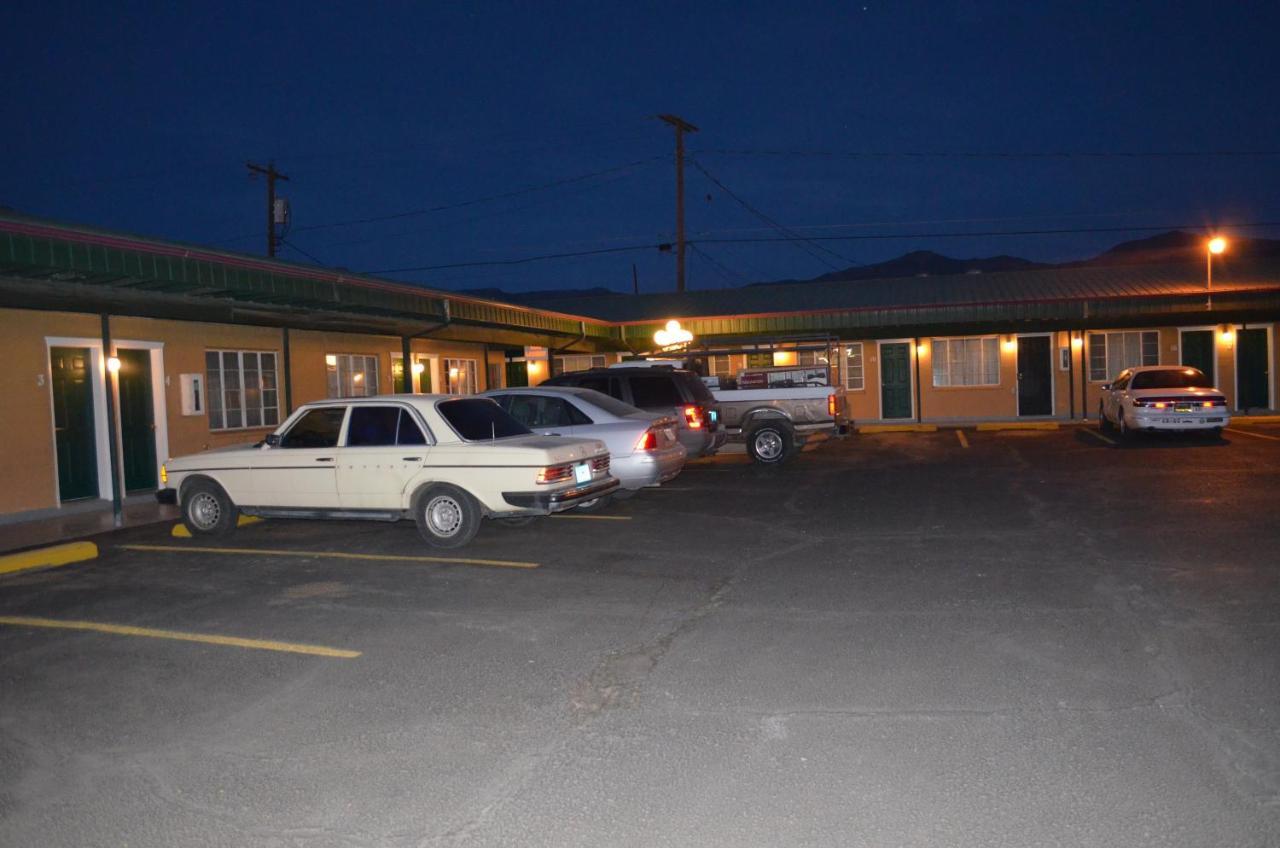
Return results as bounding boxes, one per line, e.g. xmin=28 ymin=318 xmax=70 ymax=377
xmin=158 ymin=395 xmax=617 ymax=547
xmin=1098 ymin=365 xmax=1231 ymax=438
xmin=482 ymin=386 xmax=686 ymax=500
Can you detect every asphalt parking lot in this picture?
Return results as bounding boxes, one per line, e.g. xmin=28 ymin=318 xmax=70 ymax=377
xmin=3 ymin=423 xmax=1279 ymax=847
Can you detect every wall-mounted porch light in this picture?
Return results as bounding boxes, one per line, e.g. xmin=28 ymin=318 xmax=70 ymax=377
xmin=106 ymin=356 xmax=121 ymax=373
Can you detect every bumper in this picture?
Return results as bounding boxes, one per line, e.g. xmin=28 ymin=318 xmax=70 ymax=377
xmin=1130 ymin=413 xmax=1230 ymax=431
xmin=683 ymin=429 xmax=728 ymax=458
xmin=155 ymin=488 xmax=178 ymax=505
xmin=502 ymin=477 xmax=621 ymax=512
xmin=612 ymin=445 xmax=687 ymax=490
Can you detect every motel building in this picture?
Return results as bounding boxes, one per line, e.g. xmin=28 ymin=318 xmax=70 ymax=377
xmin=2 ymin=210 xmax=1278 ymax=526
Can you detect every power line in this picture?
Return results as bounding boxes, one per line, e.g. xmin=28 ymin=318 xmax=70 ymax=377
xmin=289 ymin=156 xmax=666 ymax=236
xmin=365 ymin=220 xmax=1280 ymax=276
xmin=690 ymin=159 xmax=855 ymax=270
xmin=689 ymin=243 xmax=748 ymax=287
xmin=279 ymin=238 xmax=326 ymax=266
xmin=694 ymin=148 xmax=1280 ymax=160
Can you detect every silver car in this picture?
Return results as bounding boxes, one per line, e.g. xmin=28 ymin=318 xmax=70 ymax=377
xmin=483 ymin=386 xmax=687 ymax=494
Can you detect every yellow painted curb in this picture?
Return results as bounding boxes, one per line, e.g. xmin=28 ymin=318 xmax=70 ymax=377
xmin=0 ymin=541 xmax=98 ymax=576
xmin=975 ymin=422 xmax=1060 ymax=431
xmin=1230 ymin=416 xmax=1280 ymax=425
xmin=171 ymin=515 xmax=263 ymax=538
xmin=857 ymin=424 xmax=938 ymax=434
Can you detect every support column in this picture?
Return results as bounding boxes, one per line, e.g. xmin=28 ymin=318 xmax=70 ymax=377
xmin=401 ymin=336 xmax=413 ymax=393
xmin=101 ymin=314 xmax=123 ymax=528
xmin=282 ymin=327 xmax=294 ymax=414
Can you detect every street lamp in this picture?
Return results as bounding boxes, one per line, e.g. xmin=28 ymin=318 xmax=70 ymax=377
xmin=1207 ymin=236 xmax=1227 ymax=310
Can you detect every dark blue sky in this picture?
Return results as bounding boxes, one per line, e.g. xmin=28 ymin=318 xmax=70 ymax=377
xmin=6 ymin=1 xmax=1279 ymax=293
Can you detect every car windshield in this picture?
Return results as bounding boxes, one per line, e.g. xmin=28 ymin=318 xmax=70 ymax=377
xmin=573 ymin=388 xmax=646 ymax=418
xmin=437 ymin=398 xmax=531 ymax=440
xmin=1130 ymin=369 xmax=1211 ymax=389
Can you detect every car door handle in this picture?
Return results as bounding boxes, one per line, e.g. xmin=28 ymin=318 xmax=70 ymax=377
xmin=315 ymin=457 xmax=334 ymax=462
xmin=402 ymin=456 xmax=422 ymax=462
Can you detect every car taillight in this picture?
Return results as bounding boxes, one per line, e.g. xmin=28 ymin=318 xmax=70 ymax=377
xmin=682 ymin=405 xmax=704 ymax=430
xmin=536 ymin=464 xmax=574 ymax=484
xmin=634 ymin=429 xmax=658 ymax=451
xmin=827 ymin=394 xmax=837 ymax=417
xmin=1152 ymin=402 xmax=1169 ymax=409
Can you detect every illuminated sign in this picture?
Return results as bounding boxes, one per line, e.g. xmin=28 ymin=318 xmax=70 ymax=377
xmin=654 ymin=319 xmax=693 ymax=349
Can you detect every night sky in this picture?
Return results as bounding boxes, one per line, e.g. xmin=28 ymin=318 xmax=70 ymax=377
xmin=6 ymin=2 xmax=1279 ymax=294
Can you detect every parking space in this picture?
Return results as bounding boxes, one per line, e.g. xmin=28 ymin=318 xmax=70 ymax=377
xmin=3 ymin=427 xmax=1279 ymax=846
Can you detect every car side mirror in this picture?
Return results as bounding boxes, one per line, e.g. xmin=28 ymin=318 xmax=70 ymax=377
xmin=265 ymin=434 xmax=282 ymax=447
xmin=1101 ymin=383 xmax=1111 ymax=391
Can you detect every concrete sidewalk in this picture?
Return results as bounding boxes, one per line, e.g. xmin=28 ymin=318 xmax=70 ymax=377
xmin=0 ymin=496 xmax=177 ymax=554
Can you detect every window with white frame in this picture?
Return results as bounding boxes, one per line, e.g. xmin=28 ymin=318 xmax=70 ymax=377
xmin=843 ymin=343 xmax=864 ymax=390
xmin=555 ymin=354 xmax=607 ymax=374
xmin=206 ymin=350 xmax=280 ymax=430
xmin=797 ymin=350 xmax=829 ymax=367
xmin=1088 ymin=331 xmax=1159 ymax=382
xmin=326 ymin=353 xmax=379 ymax=398
xmin=709 ymin=354 xmax=741 ymax=380
xmin=932 ymin=337 xmax=1000 ymax=387
xmin=445 ymin=358 xmax=478 ymax=395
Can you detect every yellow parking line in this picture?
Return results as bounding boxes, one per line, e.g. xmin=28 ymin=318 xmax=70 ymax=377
xmin=0 ymin=542 xmax=98 ymax=576
xmin=1080 ymin=427 xmax=1116 ymax=446
xmin=955 ymin=429 xmax=970 ymax=448
xmin=0 ymin=615 xmax=360 ymax=658
xmin=119 ymin=544 xmax=538 ymax=569
xmin=1226 ymin=427 xmax=1280 ymax=442
xmin=550 ymin=514 xmax=632 ymax=521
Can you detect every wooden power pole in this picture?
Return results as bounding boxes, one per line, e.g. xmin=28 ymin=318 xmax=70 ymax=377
xmin=246 ymin=160 xmax=289 ymax=257
xmin=658 ymin=115 xmax=698 ymax=293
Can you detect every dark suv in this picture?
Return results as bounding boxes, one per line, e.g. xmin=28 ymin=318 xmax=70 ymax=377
xmin=542 ymin=365 xmax=726 ymax=458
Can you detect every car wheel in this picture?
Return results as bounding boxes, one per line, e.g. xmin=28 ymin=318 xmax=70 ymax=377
xmin=414 ymin=484 xmax=481 ymax=548
xmin=180 ymin=479 xmax=239 ymax=537
xmin=746 ymin=421 xmax=794 ymax=464
xmin=1116 ymin=412 xmax=1130 ymax=441
xmin=574 ymin=493 xmax=613 ymax=513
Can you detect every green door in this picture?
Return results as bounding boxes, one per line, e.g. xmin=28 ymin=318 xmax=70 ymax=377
xmin=880 ymin=343 xmax=913 ymax=419
xmin=50 ymin=347 xmax=99 ymax=501
xmin=1237 ymin=329 xmax=1270 ymax=411
xmin=1181 ymin=330 xmax=1215 ymax=383
xmin=117 ymin=349 xmax=157 ymax=492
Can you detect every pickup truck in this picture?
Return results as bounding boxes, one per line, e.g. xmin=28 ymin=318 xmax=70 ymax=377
xmin=710 ymin=365 xmax=850 ymax=463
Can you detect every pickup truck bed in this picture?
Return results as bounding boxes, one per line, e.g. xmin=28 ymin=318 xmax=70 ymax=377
xmin=712 ymin=384 xmax=850 ymax=464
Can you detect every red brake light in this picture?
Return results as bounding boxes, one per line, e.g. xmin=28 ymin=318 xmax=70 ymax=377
xmin=634 ymin=429 xmax=658 ymax=452
xmin=683 ymin=405 xmax=704 ymax=430
xmin=827 ymin=393 xmax=837 ymax=417
xmin=536 ymin=464 xmax=574 ymax=484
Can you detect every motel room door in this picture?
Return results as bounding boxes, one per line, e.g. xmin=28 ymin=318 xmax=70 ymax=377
xmin=50 ymin=346 xmax=99 ymax=501
xmin=1016 ymin=335 xmax=1053 ymax=416
xmin=1237 ymin=328 xmax=1270 ymax=411
xmin=117 ymin=348 xmax=158 ymax=492
xmin=880 ymin=343 xmax=912 ymax=419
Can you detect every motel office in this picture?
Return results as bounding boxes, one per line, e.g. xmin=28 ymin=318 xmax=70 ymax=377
xmin=2 ymin=211 xmax=1278 ymax=522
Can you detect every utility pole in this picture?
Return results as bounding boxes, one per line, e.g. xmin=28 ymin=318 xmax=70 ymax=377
xmin=246 ymin=160 xmax=289 ymax=257
xmin=658 ymin=115 xmax=698 ymax=293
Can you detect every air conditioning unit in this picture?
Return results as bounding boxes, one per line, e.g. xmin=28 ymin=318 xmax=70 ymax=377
xmin=180 ymin=373 xmax=205 ymax=415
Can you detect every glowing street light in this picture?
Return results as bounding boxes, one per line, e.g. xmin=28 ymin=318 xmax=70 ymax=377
xmin=1207 ymin=236 xmax=1227 ymax=310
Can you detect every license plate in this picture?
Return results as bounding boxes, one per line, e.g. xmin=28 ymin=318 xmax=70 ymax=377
xmin=573 ymin=462 xmax=592 ymax=484
xmin=1159 ymin=418 xmax=1196 ymax=424
xmin=1174 ymin=405 xmax=1192 ymax=413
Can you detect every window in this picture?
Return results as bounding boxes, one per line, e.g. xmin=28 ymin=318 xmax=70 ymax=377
xmin=205 ymin=350 xmax=280 ymax=430
xmin=346 ymin=406 xmax=427 ymax=446
xmin=280 ymin=407 xmax=346 ymax=448
xmin=843 ymin=343 xmax=864 ymax=390
xmin=437 ymin=398 xmax=529 ymax=440
xmin=709 ymin=355 xmax=740 ymax=380
xmin=501 ymin=395 xmax=591 ymax=428
xmin=797 ymin=350 xmax=829 ymax=367
xmin=444 ymin=358 xmax=477 ymax=395
xmin=555 ymin=354 xmax=607 ymax=374
xmin=327 ymin=354 xmax=379 ymax=398
xmin=628 ymin=375 xmax=684 ymax=408
xmin=571 ymin=374 xmax=625 ymax=400
xmin=1088 ymin=331 xmax=1159 ymax=382
xmin=932 ymin=337 xmax=1000 ymax=387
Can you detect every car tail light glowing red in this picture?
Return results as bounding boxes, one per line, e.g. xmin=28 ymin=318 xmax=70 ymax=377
xmin=634 ymin=429 xmax=658 ymax=451
xmin=827 ymin=394 xmax=837 ymax=417
xmin=683 ymin=405 xmax=705 ymax=430
xmin=536 ymin=464 xmax=574 ymax=484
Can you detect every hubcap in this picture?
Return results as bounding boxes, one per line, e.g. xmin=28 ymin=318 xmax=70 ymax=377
xmin=188 ymin=492 xmax=220 ymax=530
xmin=426 ymin=495 xmax=463 ymax=537
xmin=754 ymin=430 xmax=783 ymax=460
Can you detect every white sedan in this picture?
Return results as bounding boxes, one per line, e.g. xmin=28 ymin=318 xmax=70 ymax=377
xmin=1099 ymin=366 xmax=1230 ymax=438
xmin=157 ymin=395 xmax=617 ymax=547
xmin=482 ymin=386 xmax=687 ymax=502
